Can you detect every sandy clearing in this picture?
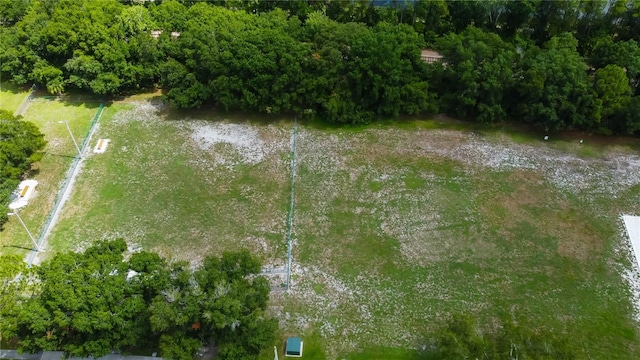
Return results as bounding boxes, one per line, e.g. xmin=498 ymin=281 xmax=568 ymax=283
xmin=187 ymin=122 xmax=270 ymax=164
xmin=411 ymin=130 xmax=640 ymax=194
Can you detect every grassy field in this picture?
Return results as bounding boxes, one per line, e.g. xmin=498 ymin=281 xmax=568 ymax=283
xmin=47 ymin=99 xmax=292 ymax=267
xmin=272 ymin=123 xmax=640 ymax=358
xmin=0 ymin=100 xmax=99 ymax=255
xmin=4 ymin=98 xmax=640 ymax=359
xmin=0 ymin=81 xmax=30 ymax=113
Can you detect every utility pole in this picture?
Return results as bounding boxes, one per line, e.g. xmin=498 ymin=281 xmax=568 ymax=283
xmin=59 ymin=121 xmax=82 ymax=158
xmin=7 ymin=211 xmax=41 ymax=251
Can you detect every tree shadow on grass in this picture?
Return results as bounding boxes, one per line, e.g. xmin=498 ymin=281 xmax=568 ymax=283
xmin=2 ymin=244 xmax=33 ymax=251
xmin=43 ymin=152 xmax=78 ymax=160
xmin=0 ymin=81 xmax=31 ymax=94
xmin=147 ymin=96 xmax=296 ymax=126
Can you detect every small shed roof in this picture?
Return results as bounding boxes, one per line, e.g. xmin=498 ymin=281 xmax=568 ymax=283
xmin=285 ymin=337 xmax=303 ymax=357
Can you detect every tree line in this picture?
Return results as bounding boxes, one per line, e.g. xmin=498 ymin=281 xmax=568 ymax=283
xmin=0 ymin=239 xmax=276 ymax=360
xmin=1 ymin=0 xmax=639 ymax=133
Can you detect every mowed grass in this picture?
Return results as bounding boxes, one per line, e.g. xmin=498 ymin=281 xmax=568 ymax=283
xmin=47 ymin=101 xmax=292 ymax=267
xmin=0 ymin=100 xmax=99 ymax=255
xmin=15 ymin=99 xmax=640 ymax=359
xmin=272 ymin=125 xmax=640 ymax=359
xmin=0 ymin=81 xmax=30 ymax=113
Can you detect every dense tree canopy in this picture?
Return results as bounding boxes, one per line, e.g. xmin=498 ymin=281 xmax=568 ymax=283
xmin=1 ymin=0 xmax=640 ymax=132
xmin=0 ymin=110 xmax=46 ymax=226
xmin=0 ymin=253 xmax=29 ymax=346
xmin=517 ymin=33 xmax=601 ymax=131
xmin=435 ymin=26 xmax=517 ymax=123
xmin=3 ymin=239 xmax=275 ymax=360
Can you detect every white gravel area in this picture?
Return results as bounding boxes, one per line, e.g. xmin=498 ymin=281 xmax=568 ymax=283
xmin=188 ymin=122 xmax=269 ymax=164
xmin=415 ymin=130 xmax=640 ymax=194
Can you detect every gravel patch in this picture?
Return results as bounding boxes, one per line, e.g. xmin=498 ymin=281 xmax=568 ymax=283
xmin=187 ymin=122 xmax=275 ymax=165
xmin=412 ymin=130 xmax=640 ymax=194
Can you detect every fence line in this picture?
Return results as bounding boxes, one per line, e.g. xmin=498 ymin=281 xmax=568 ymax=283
xmin=285 ymin=117 xmax=298 ymax=291
xmin=30 ymin=95 xmax=104 ymax=103
xmin=25 ymin=104 xmax=105 ymax=266
xmin=13 ymin=84 xmax=36 ymax=117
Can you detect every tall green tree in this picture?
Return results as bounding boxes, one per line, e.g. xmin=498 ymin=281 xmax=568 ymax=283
xmin=15 ymin=239 xmax=147 ymax=356
xmin=0 ymin=254 xmax=30 ymax=346
xmin=148 ymin=250 xmax=275 ymax=360
xmin=517 ymin=33 xmax=601 ymax=130
xmin=588 ymin=36 xmax=640 ymax=95
xmin=411 ymin=0 xmax=449 ymax=43
xmin=11 ymin=239 xmax=275 ymax=360
xmin=148 ymin=0 xmax=187 ymax=32
xmin=303 ymin=13 xmax=435 ymax=123
xmin=435 ymin=26 xmax=517 ymax=123
xmin=0 ymin=1 xmax=50 ymax=86
xmin=529 ymin=0 xmax=580 ymax=44
xmin=0 ymin=110 xmax=46 ymax=226
xmin=594 ymin=65 xmax=632 ymax=120
xmin=0 ymin=0 xmax=29 ymax=26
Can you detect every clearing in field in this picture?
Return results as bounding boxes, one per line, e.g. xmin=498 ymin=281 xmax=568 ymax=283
xmin=10 ymin=99 xmax=640 ymax=359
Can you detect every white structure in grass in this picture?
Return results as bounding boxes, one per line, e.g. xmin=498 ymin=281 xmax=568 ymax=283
xmin=93 ymin=138 xmax=111 ymax=154
xmin=9 ymin=180 xmax=38 ymax=210
xmin=623 ymin=215 xmax=640 ymax=265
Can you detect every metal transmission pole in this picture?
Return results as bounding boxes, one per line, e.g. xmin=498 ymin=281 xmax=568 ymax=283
xmin=7 ymin=211 xmax=41 ymax=251
xmin=59 ymin=121 xmax=82 ymax=158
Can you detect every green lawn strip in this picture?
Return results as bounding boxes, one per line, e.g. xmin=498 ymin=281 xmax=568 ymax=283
xmin=0 ymin=100 xmax=98 ymax=254
xmin=342 ymin=347 xmax=422 ymax=360
xmin=47 ymin=103 xmax=291 ymax=265
xmin=257 ymin=330 xmax=327 ymax=360
xmin=0 ymin=82 xmax=30 ymax=113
